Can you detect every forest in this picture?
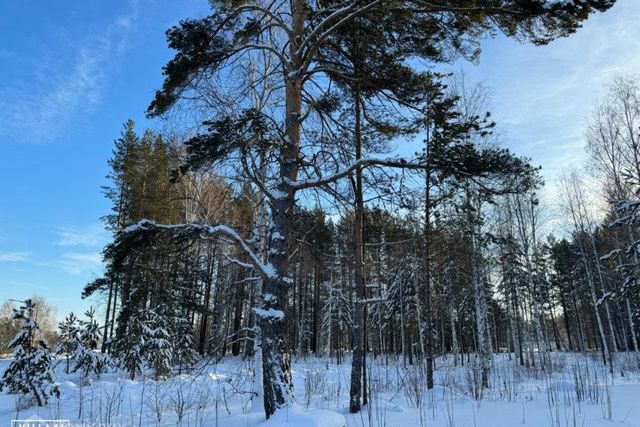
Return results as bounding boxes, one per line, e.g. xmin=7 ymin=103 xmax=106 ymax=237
xmin=2 ymin=1 xmax=640 ymax=426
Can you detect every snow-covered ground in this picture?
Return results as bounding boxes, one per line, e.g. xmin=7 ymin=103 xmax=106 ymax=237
xmin=1 ymin=352 xmax=639 ymax=427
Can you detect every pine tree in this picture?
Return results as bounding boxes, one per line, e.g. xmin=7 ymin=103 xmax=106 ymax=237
xmin=56 ymin=312 xmax=79 ymax=374
xmin=0 ymin=299 xmax=59 ymax=407
xmin=114 ymin=304 xmax=175 ymax=380
xmin=171 ymin=312 xmax=198 ymax=374
xmin=102 ymin=119 xmax=140 ymax=232
xmin=384 ymin=254 xmax=421 ymax=366
xmin=144 ymin=306 xmax=173 ymax=380
xmin=114 ymin=304 xmax=146 ymax=380
xmin=71 ymin=308 xmax=109 ymax=381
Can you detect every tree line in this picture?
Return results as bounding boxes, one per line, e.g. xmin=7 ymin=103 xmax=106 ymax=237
xmin=85 ymin=0 xmax=622 ymax=418
xmin=0 ymin=0 xmax=626 ymax=418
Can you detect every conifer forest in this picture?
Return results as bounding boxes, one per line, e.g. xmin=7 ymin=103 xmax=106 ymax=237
xmin=4 ymin=1 xmax=640 ymax=426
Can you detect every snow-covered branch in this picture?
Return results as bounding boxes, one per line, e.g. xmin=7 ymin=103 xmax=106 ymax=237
xmin=599 ymin=248 xmax=621 ymax=262
xmin=355 ymin=297 xmax=388 ymax=305
xmin=253 ymin=307 xmax=285 ymax=319
xmin=224 ymin=254 xmax=255 ymax=270
xmin=123 ymin=220 xmax=276 ymax=280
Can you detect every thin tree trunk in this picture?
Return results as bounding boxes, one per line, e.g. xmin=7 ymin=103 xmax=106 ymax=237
xmin=626 ymin=298 xmax=639 ymax=352
xmin=469 ymin=191 xmax=492 ymax=389
xmin=583 ymin=254 xmax=612 ymax=371
xmin=447 ymin=276 xmax=460 ymax=366
xmin=422 ymin=142 xmax=434 ymax=389
xmin=199 ymin=250 xmax=216 ymax=355
xmin=513 ymin=288 xmax=525 ymax=365
xmin=560 ymin=293 xmax=574 ymax=351
xmin=573 ymin=293 xmax=586 ymax=352
xmin=102 ymin=281 xmax=114 ymax=353
xmin=349 ymin=63 xmax=366 ymax=413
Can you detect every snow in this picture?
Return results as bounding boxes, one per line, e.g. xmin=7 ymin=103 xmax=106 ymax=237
xmin=262 ymin=408 xmax=345 ymax=427
xmin=600 ymin=248 xmax=621 ymax=261
xmin=270 ymin=189 xmax=288 ymax=200
xmin=223 ymin=407 xmax=346 ymax=427
xmin=596 ymin=291 xmax=613 ymax=306
xmin=542 ymin=0 xmax=578 ymax=8
xmin=253 ymin=307 xmax=285 ymax=319
xmin=1 ymin=352 xmax=640 ymax=426
xmin=263 ymin=263 xmax=277 ymax=278
xmin=616 ymin=200 xmax=640 ymax=212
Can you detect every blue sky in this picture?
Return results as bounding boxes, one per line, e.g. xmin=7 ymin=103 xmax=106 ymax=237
xmin=0 ymin=0 xmax=638 ymax=319
xmin=0 ymin=0 xmax=208 ymax=317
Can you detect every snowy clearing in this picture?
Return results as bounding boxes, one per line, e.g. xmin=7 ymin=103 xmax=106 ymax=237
xmin=1 ymin=352 xmax=639 ymax=427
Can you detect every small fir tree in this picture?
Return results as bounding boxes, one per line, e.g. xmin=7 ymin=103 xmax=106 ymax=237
xmin=70 ymin=307 xmax=109 ymax=381
xmin=170 ymin=312 xmax=198 ymax=374
xmin=144 ymin=306 xmax=173 ymax=379
xmin=56 ymin=312 xmax=79 ymax=374
xmin=0 ymin=299 xmax=60 ymax=407
xmin=114 ymin=304 xmax=146 ymax=380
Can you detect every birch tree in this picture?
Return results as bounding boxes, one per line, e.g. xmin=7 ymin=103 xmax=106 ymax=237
xmin=559 ymin=171 xmax=614 ymax=370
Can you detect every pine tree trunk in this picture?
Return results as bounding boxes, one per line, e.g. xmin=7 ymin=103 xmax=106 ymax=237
xmin=573 ymin=293 xmax=586 ymax=352
xmin=549 ymin=307 xmax=562 ymax=351
xmin=446 ymin=272 xmax=460 ymax=366
xmin=232 ymin=271 xmax=245 ymax=356
xmin=560 ymin=293 xmax=574 ymax=351
xmin=198 ymin=251 xmax=215 ymax=355
xmin=257 ymin=0 xmax=307 ymax=415
xmin=102 ymin=281 xmax=114 ymax=353
xmin=422 ymin=152 xmax=434 ymax=389
xmin=513 ymin=288 xmax=525 ymax=366
xmin=109 ymin=281 xmax=119 ymax=342
xmin=312 ymin=267 xmax=321 ymax=355
xmin=349 ymin=69 xmax=366 ymax=414
xmin=626 ymin=298 xmax=639 ymax=353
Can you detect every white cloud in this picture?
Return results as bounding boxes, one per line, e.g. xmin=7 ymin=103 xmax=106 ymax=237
xmin=0 ymin=3 xmax=138 ymax=142
xmin=3 ymin=280 xmax=49 ymax=292
xmin=0 ymin=251 xmax=31 ymax=262
xmin=451 ymin=1 xmax=640 ymax=232
xmin=63 ymin=252 xmax=103 ymax=265
xmin=58 ymin=252 xmax=104 ymax=276
xmin=56 ymin=223 xmax=109 ymax=248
